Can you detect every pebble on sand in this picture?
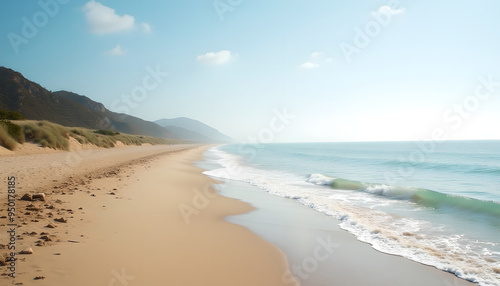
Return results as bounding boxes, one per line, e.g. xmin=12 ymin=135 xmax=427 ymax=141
xmin=20 ymin=192 xmax=46 ymax=201
xmin=20 ymin=193 xmax=33 ymax=201
xmin=46 ymin=223 xmax=57 ymax=228
xmin=33 ymin=193 xmax=46 ymax=201
xmin=20 ymin=247 xmax=33 ymax=254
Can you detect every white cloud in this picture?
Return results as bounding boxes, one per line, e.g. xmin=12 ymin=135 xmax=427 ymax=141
xmin=310 ymin=51 xmax=324 ymax=59
xmin=83 ymin=1 xmax=136 ymax=34
xmin=372 ymin=5 xmax=405 ymax=17
xmin=142 ymin=22 xmax=151 ymax=33
xmin=299 ymin=62 xmax=319 ymax=69
xmin=106 ymin=44 xmax=127 ymax=56
xmin=299 ymin=51 xmax=331 ymax=69
xmin=197 ymin=50 xmax=233 ymax=65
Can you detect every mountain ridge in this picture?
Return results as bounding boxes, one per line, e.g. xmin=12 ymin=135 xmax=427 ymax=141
xmin=155 ymin=117 xmax=233 ymax=143
xmin=0 ymin=66 xmax=231 ymax=142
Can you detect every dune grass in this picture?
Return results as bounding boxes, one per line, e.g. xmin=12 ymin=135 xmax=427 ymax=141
xmin=69 ymin=127 xmax=169 ymax=148
xmin=0 ymin=120 xmax=173 ymax=151
xmin=1 ymin=120 xmax=24 ymax=142
xmin=22 ymin=120 xmax=70 ymax=150
xmin=0 ymin=123 xmax=18 ymax=150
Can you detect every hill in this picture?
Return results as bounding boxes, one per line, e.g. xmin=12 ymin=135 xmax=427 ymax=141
xmin=0 ymin=66 xmax=176 ymax=138
xmin=0 ymin=66 xmax=232 ymax=142
xmin=155 ymin=117 xmax=233 ymax=143
xmin=0 ymin=67 xmax=108 ymax=129
xmin=53 ymin=90 xmax=174 ymax=138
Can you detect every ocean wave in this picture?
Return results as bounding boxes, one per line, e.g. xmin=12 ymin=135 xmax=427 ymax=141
xmin=307 ymin=173 xmax=500 ymax=218
xmin=413 ymin=189 xmax=500 ymax=217
xmin=206 ymin=146 xmax=500 ymax=286
xmin=306 ymin=173 xmax=336 ymax=185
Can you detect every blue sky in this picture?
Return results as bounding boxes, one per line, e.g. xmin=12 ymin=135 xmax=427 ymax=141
xmin=1 ymin=0 xmax=500 ymax=142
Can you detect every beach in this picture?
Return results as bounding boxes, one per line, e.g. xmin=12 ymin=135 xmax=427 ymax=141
xmin=2 ymin=0 xmax=499 ymax=284
xmin=0 ymin=145 xmax=294 ymax=285
xmin=0 ymin=143 xmax=488 ymax=285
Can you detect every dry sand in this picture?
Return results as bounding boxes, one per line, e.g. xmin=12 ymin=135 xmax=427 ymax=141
xmin=0 ymin=144 xmax=294 ymax=285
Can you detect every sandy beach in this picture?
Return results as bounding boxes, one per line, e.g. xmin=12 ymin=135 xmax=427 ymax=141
xmin=0 ymin=143 xmax=482 ymax=286
xmin=2 ymin=1 xmax=499 ymax=285
xmin=0 ymin=145 xmax=294 ymax=285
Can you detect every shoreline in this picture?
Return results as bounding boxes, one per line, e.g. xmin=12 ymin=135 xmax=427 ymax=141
xmin=212 ymin=180 xmax=478 ymax=286
xmin=0 ymin=143 xmax=482 ymax=285
xmin=1 ymin=145 xmax=295 ymax=285
xmin=199 ymin=150 xmax=480 ymax=286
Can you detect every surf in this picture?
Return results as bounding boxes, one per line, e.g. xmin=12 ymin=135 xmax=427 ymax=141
xmin=307 ymin=173 xmax=500 ymax=218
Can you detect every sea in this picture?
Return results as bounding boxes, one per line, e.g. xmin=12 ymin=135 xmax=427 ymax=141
xmin=203 ymin=141 xmax=500 ymax=286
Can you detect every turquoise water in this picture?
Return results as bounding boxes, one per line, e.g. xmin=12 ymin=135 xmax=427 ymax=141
xmin=204 ymin=141 xmax=500 ymax=286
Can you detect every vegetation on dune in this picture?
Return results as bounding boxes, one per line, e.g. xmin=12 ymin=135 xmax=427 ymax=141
xmin=1 ymin=120 xmax=24 ymax=143
xmin=0 ymin=109 xmax=25 ymax=120
xmin=22 ymin=121 xmax=70 ymax=150
xmin=93 ymin=129 xmax=120 ymax=136
xmin=0 ymin=119 xmax=24 ymax=150
xmin=0 ymin=119 xmax=172 ymax=151
xmin=0 ymin=123 xmax=18 ymax=150
xmin=69 ymin=127 xmax=168 ymax=148
xmin=0 ymin=109 xmax=25 ymax=149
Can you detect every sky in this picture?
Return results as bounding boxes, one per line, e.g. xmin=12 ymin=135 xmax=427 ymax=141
xmin=1 ymin=0 xmax=500 ymax=143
